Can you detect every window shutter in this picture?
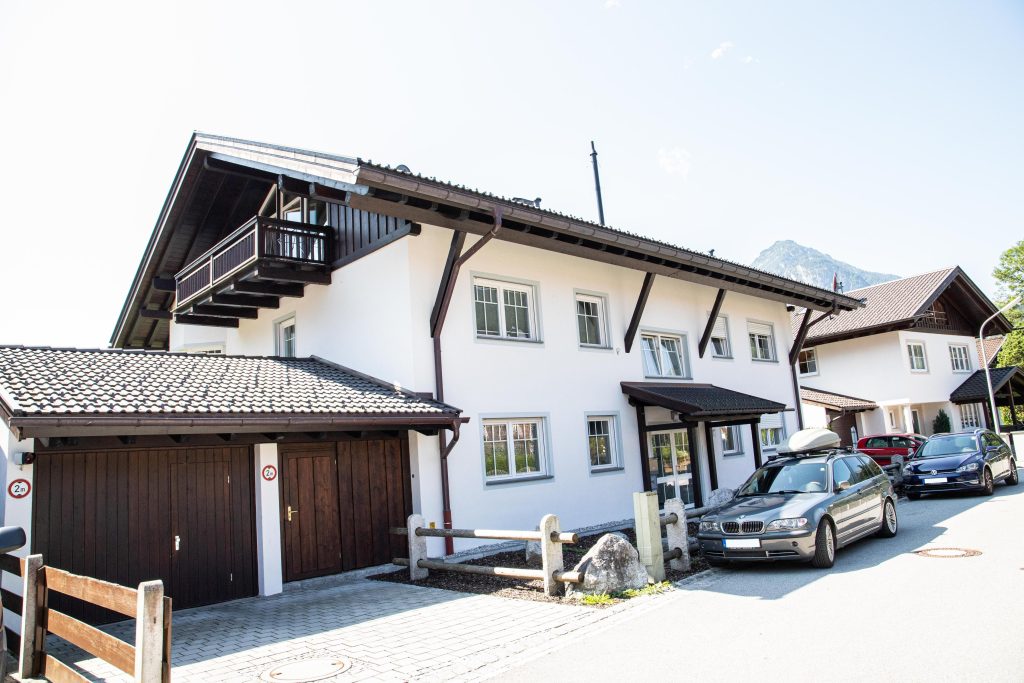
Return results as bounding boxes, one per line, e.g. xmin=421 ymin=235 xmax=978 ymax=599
xmin=711 ymin=316 xmax=728 ymax=338
xmin=748 ymin=321 xmax=773 ymax=337
xmin=759 ymin=413 xmax=783 ymax=429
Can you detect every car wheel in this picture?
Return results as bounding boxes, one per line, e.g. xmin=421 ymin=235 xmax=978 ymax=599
xmin=906 ymin=491 xmax=921 ymax=501
xmin=876 ymin=499 xmax=898 ymax=538
xmin=981 ymin=467 xmax=994 ymax=496
xmin=1007 ymin=460 xmax=1019 ymax=486
xmin=811 ymin=520 xmax=836 ymax=569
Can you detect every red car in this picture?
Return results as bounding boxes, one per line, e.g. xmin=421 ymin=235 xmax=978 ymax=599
xmin=857 ymin=434 xmax=927 ymax=466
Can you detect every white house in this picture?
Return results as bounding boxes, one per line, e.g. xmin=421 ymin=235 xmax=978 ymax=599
xmin=1 ymin=133 xmax=860 ymax=615
xmin=795 ymin=267 xmax=1014 ymax=444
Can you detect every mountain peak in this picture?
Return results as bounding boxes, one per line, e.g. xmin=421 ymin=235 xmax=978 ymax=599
xmin=751 ymin=241 xmax=899 ymax=291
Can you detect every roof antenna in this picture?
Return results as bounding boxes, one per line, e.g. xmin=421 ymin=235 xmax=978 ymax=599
xmin=590 ymin=141 xmax=606 ymax=225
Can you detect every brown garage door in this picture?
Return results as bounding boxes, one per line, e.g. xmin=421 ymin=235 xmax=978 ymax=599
xmin=829 ymin=411 xmax=858 ymax=447
xmin=280 ymin=437 xmax=412 ymax=582
xmin=32 ymin=446 xmax=257 ymax=623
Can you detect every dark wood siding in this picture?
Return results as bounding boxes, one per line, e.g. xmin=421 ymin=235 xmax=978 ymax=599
xmin=32 ymin=446 xmax=257 ymax=623
xmin=329 ymin=204 xmax=413 ymax=268
xmin=828 ymin=411 xmax=859 ymax=447
xmin=280 ymin=436 xmax=412 ymax=582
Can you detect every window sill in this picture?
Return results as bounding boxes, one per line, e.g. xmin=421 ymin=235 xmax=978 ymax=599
xmin=476 ymin=335 xmax=544 ymax=345
xmin=723 ymin=452 xmax=745 ymax=457
xmin=579 ymin=344 xmax=614 ymax=352
xmin=643 ymin=374 xmax=693 ymax=381
xmin=798 ymin=371 xmax=819 ymax=378
xmin=710 ymin=355 xmax=734 ymax=361
xmin=485 ymin=474 xmax=553 ymax=486
xmin=589 ymin=465 xmax=625 ymax=476
xmin=750 ymin=358 xmax=778 ymax=364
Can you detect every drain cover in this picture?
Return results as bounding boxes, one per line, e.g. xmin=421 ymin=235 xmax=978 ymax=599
xmin=913 ymin=547 xmax=982 ymax=559
xmin=261 ymin=657 xmax=351 ymax=682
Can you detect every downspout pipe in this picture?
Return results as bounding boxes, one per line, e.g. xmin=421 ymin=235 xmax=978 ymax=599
xmin=433 ymin=209 xmax=502 ymax=553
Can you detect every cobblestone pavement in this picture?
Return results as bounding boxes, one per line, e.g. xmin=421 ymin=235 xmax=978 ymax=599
xmin=45 ymin=569 xmax=667 ymax=682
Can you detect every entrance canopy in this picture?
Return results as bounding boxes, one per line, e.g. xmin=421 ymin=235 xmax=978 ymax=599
xmin=950 ymin=366 xmax=1024 ymax=407
xmin=621 ymin=382 xmax=786 ymax=424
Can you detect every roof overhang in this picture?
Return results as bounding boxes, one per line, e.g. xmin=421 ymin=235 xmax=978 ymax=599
xmin=4 ymin=411 xmax=467 ymax=441
xmin=112 ymin=133 xmax=864 ymax=349
xmin=950 ymin=366 xmax=1024 ymax=406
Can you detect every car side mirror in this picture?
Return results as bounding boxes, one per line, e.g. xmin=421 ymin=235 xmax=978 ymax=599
xmin=835 ymin=480 xmax=851 ymax=493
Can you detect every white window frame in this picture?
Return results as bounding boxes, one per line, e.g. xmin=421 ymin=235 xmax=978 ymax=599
xmin=758 ymin=413 xmax=786 ymax=451
xmin=640 ymin=331 xmax=691 ymax=379
xmin=275 ymin=315 xmax=297 ymax=357
xmin=948 ymin=344 xmax=972 ymax=373
xmin=472 ymin=276 xmax=540 ymax=342
xmin=960 ymin=403 xmax=983 ymax=429
xmin=585 ymin=413 xmax=623 ymax=473
xmin=720 ymin=425 xmax=744 ymax=456
xmin=907 ymin=341 xmax=928 ymax=372
xmin=481 ymin=417 xmax=550 ymax=483
xmin=708 ymin=314 xmax=732 ymax=359
xmin=180 ymin=343 xmax=226 ymax=355
xmin=574 ymin=291 xmax=610 ymax=349
xmin=797 ymin=348 xmax=818 ymax=376
xmin=747 ymin=320 xmax=778 ymax=362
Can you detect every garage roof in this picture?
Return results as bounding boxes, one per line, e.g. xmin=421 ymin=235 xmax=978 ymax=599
xmin=949 ymin=366 xmax=1024 ymax=405
xmin=0 ymin=346 xmax=464 ymax=439
xmin=799 ymin=386 xmax=877 ymax=412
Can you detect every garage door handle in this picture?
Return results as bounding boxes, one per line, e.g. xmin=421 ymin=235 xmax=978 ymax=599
xmin=287 ymin=506 xmax=298 ymax=522
xmin=174 ymin=535 xmax=180 ymax=551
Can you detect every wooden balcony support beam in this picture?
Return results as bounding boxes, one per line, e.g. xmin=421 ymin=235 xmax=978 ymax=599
xmin=229 ymin=281 xmax=305 ymax=298
xmin=174 ymin=314 xmax=240 ymax=328
xmin=192 ymin=304 xmax=260 ymax=319
xmin=254 ymin=265 xmax=330 ymax=285
xmin=210 ymin=293 xmax=280 ymax=309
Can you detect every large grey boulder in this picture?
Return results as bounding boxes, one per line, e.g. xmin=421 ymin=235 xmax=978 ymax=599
xmin=707 ymin=487 xmax=736 ymax=509
xmin=525 ymin=526 xmax=542 ymax=563
xmin=566 ymin=533 xmax=651 ymax=598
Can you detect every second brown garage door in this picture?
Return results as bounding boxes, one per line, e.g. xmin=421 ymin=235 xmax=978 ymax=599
xmin=32 ymin=446 xmax=257 ymax=623
xmin=280 ymin=437 xmax=412 ymax=582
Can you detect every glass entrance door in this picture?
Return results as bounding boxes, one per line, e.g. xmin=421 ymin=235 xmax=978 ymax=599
xmin=649 ymin=430 xmax=695 ymax=508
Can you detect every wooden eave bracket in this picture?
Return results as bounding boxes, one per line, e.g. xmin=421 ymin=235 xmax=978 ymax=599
xmin=624 ymin=273 xmax=655 ymax=354
xmin=697 ymin=289 xmax=727 ymax=359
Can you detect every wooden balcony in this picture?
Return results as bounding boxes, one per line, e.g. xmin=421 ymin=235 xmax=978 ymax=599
xmin=173 ymin=216 xmax=332 ymax=327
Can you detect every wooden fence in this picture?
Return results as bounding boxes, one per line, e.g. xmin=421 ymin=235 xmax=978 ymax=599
xmin=16 ymin=554 xmax=172 ymax=683
xmin=391 ymin=514 xmax=582 ymax=595
xmin=633 ymin=493 xmax=709 ymax=581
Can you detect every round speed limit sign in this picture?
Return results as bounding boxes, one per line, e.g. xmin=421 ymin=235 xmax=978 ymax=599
xmin=261 ymin=465 xmax=277 ymax=482
xmin=8 ymin=479 xmax=30 ymax=499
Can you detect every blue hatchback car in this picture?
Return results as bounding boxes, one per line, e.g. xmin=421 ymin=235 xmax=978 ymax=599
xmin=903 ymin=429 xmax=1019 ymax=499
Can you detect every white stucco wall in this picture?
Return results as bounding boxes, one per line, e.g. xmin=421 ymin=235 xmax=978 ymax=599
xmin=171 ymin=223 xmax=804 ymax=545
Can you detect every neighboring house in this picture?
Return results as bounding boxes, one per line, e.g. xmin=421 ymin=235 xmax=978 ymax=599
xmin=794 ymin=267 xmax=1014 ymax=445
xmin=1 ymin=133 xmax=860 ymax=614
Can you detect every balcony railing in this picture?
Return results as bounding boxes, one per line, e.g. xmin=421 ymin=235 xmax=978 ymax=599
xmin=175 ymin=216 xmax=332 ymax=310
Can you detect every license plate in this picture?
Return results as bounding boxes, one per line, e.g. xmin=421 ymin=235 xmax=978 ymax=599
xmin=723 ymin=538 xmax=761 ymax=549
xmin=923 ymin=477 xmax=947 ymax=484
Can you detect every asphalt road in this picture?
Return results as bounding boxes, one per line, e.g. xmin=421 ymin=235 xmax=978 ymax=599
xmin=496 ymin=472 xmax=1024 ymax=683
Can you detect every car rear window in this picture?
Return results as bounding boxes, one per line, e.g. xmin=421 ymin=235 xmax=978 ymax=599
xmin=865 ymin=437 xmax=888 ymax=449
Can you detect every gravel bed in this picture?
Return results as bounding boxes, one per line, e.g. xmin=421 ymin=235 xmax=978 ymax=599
xmin=370 ymin=528 xmax=708 ymax=606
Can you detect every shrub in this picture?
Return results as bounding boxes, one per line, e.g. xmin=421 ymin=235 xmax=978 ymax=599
xmin=933 ymin=409 xmax=951 ymax=434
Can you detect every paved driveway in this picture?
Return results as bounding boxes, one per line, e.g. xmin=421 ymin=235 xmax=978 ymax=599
xmin=496 ymin=476 xmax=1024 ymax=682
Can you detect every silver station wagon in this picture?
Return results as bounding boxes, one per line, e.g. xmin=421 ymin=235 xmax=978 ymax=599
xmin=698 ymin=429 xmax=898 ymax=568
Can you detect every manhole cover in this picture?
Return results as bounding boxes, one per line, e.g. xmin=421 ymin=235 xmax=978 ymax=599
xmin=261 ymin=657 xmax=351 ymax=682
xmin=913 ymin=547 xmax=982 ymax=558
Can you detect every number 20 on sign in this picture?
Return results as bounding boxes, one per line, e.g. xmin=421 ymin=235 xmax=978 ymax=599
xmin=261 ymin=465 xmax=277 ymax=482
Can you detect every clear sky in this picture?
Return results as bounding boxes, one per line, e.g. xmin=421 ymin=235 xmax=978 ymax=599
xmin=1 ymin=0 xmax=1021 ymax=347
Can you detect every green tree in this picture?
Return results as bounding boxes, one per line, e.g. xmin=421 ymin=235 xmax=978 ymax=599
xmin=933 ymin=409 xmax=951 ymax=434
xmin=992 ymin=239 xmax=1024 ymax=369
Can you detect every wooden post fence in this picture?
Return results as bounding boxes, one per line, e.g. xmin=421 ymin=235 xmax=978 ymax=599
xmin=633 ymin=492 xmax=665 ymax=581
xmin=392 ymin=514 xmax=581 ymax=595
xmin=634 ymin=498 xmax=711 ymax=575
xmin=16 ymin=554 xmax=172 ymax=683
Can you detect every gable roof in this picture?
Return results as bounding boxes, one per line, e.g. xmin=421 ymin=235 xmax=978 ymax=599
xmin=0 ymin=346 xmax=463 ymax=439
xmin=620 ymin=382 xmax=786 ymax=419
xmin=113 ymin=132 xmax=863 ymax=349
xmin=977 ymin=336 xmax=1004 ymax=368
xmin=949 ymin=366 xmax=1024 ymax=404
xmin=798 ymin=266 xmax=1011 ymax=346
xmin=799 ymin=387 xmax=877 ymax=412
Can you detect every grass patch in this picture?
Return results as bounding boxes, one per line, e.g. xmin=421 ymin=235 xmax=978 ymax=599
xmin=614 ymin=581 xmax=671 ymax=599
xmin=578 ymin=593 xmax=616 ymax=606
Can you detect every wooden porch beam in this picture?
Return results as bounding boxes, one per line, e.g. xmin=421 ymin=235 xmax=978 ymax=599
xmin=151 ymin=277 xmax=176 ymax=293
xmin=703 ymin=422 xmax=720 ymax=492
xmin=138 ymin=308 xmax=172 ymax=320
xmin=635 ymin=403 xmax=653 ymax=492
xmin=697 ymin=289 xmax=727 ymax=359
xmin=750 ymin=422 xmax=763 ymax=469
xmin=624 ymin=273 xmax=655 ymax=354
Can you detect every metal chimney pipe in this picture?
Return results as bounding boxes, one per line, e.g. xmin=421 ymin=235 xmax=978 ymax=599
xmin=590 ymin=141 xmax=606 ymax=225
